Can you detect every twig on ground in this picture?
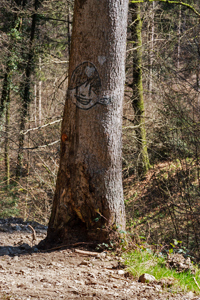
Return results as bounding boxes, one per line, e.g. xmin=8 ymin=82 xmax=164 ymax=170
xmin=193 ymin=277 xmax=200 ymax=290
xmin=28 ymin=225 xmax=37 ymax=246
xmin=74 ymin=249 xmax=100 ymax=256
xmin=40 ymin=242 xmax=95 ymax=252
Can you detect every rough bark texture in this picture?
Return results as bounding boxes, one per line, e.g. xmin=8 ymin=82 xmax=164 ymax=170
xmin=47 ymin=0 xmax=129 ymax=245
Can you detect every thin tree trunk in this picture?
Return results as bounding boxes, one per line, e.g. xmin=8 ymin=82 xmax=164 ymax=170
xmin=1 ymin=14 xmax=22 ymax=184
xmin=16 ymin=0 xmax=39 ymax=178
xmin=34 ymin=83 xmax=37 ymax=126
xmin=130 ymin=3 xmax=150 ymax=175
xmin=196 ymin=40 xmax=200 ymax=113
xmin=46 ymin=0 xmax=129 ymax=246
xmin=1 ymin=67 xmax=11 ymax=187
xmin=38 ymin=57 xmax=42 ymax=126
xmin=5 ymin=100 xmax=10 ymax=187
xmin=0 ymin=70 xmax=10 ymax=119
xmin=177 ymin=5 xmax=181 ymax=69
xmin=67 ymin=1 xmax=71 ymax=58
xmin=149 ymin=1 xmax=155 ymax=98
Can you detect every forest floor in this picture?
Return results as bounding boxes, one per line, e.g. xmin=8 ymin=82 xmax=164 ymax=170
xmin=0 ymin=219 xmax=200 ymax=300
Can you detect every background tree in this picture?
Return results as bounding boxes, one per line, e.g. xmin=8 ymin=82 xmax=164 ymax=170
xmin=0 ymin=2 xmax=23 ymax=187
xmin=16 ymin=0 xmax=42 ymax=178
xmin=129 ymin=2 xmax=150 ymax=176
xmin=0 ymin=0 xmax=70 ymax=220
xmin=125 ymin=0 xmax=200 ymax=255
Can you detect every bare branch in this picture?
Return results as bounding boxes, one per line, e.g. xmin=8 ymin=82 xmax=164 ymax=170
xmin=23 ymin=140 xmax=60 ymax=150
xmin=130 ymin=0 xmax=200 ymax=17
xmin=21 ymin=119 xmax=62 ymax=135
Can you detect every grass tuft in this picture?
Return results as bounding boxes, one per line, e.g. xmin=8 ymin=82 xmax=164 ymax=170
xmin=123 ymin=249 xmax=200 ymax=294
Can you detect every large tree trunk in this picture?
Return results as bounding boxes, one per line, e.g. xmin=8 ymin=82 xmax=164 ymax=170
xmin=46 ymin=0 xmax=129 ymax=245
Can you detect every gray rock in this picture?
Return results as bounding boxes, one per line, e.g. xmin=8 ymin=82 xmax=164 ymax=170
xmin=13 ymin=255 xmax=19 ymax=261
xmin=139 ymin=273 xmax=156 ymax=283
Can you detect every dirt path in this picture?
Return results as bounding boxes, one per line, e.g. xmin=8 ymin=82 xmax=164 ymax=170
xmin=0 ymin=219 xmax=199 ymax=300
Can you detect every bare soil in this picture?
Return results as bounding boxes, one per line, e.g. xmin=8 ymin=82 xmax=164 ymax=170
xmin=0 ymin=220 xmax=199 ymax=300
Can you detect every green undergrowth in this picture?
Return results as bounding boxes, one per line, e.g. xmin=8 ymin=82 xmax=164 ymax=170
xmin=123 ymin=249 xmax=200 ymax=294
xmin=0 ymin=182 xmax=20 ymax=218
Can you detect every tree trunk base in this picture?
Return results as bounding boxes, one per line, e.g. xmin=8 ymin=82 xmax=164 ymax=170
xmin=38 ymin=221 xmax=114 ymax=250
xmin=37 ymin=219 xmax=123 ymax=250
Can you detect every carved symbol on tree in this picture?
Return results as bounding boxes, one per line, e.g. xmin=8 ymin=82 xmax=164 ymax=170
xmin=68 ymin=61 xmax=111 ymax=110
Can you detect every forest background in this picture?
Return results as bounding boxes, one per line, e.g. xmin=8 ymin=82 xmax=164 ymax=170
xmin=0 ymin=0 xmax=200 ymax=256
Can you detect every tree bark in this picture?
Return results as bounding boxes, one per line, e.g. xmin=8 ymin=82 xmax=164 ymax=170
xmin=46 ymin=0 xmax=129 ymax=245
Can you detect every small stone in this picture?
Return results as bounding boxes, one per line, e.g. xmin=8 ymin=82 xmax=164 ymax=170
xmin=16 ymin=269 xmax=25 ymax=275
xmin=74 ymin=280 xmax=84 ymax=285
xmin=139 ymin=273 xmax=156 ymax=283
xmin=0 ymin=264 xmax=5 ymax=270
xmin=79 ymin=260 xmax=90 ymax=266
xmin=118 ymin=270 xmax=125 ymax=275
xmin=99 ymin=252 xmax=107 ymax=258
xmin=48 ymin=262 xmax=56 ymax=266
xmin=119 ymin=257 xmax=124 ymax=262
xmin=88 ymin=272 xmax=95 ymax=278
xmin=185 ymin=291 xmax=194 ymax=299
xmin=39 ymin=264 xmax=44 ymax=269
xmin=153 ymin=284 xmax=162 ymax=291
xmin=13 ymin=256 xmax=19 ymax=261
